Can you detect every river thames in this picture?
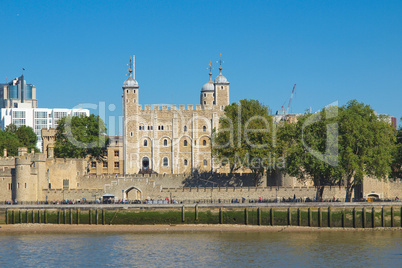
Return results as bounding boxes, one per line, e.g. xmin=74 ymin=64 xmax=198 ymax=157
xmin=0 ymin=230 xmax=401 ymax=267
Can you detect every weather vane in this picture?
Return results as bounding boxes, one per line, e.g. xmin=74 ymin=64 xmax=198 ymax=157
xmin=207 ymin=61 xmax=213 ymax=73
xmin=217 ymin=53 xmax=224 ymax=68
xmin=127 ymin=56 xmax=133 ymax=76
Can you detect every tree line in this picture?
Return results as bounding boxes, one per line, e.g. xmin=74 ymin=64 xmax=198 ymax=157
xmin=213 ymin=99 xmax=400 ymax=201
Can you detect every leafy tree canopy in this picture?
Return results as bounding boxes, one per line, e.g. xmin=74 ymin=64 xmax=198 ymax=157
xmin=16 ymin=125 xmax=38 ymax=150
xmin=54 ymin=114 xmax=108 ymax=159
xmin=0 ymin=130 xmax=21 ymax=156
xmin=212 ymin=99 xmax=276 ymax=185
xmin=279 ymin=100 xmax=396 ymax=201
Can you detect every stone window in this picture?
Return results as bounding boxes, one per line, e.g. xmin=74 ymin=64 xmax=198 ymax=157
xmin=25 ymin=183 xmax=26 ymax=188
xmin=203 ymin=126 xmax=206 ymax=132
xmin=161 ymin=126 xmax=164 ymax=130
xmin=114 ymin=162 xmax=119 ymax=168
xmin=130 ymin=132 xmax=133 ymax=137
xmin=126 ymin=99 xmax=129 ymax=103
xmin=204 ymin=160 xmax=207 ymax=166
xmin=139 ymin=126 xmax=141 ymax=130
xmin=221 ymin=86 xmax=223 ymax=89
xmin=184 ymin=126 xmax=187 ymax=132
xmin=148 ymin=126 xmax=150 ymax=130
xmin=134 ymin=90 xmax=136 ymax=94
xmin=184 ymin=140 xmax=188 ymax=146
xmin=204 ymin=93 xmax=206 ymax=97
xmin=164 ymin=139 xmax=168 ymax=146
xmin=204 ymin=101 xmax=206 ymax=105
xmin=127 ymin=90 xmax=129 ymax=93
xmin=184 ymin=159 xmax=188 ymax=166
xmin=91 ymin=162 xmax=96 ymax=168
xmin=134 ymin=99 xmax=136 ymax=103
xmin=103 ymin=162 xmax=108 ymax=167
xmin=63 ymin=179 xmax=69 ymax=190
xmin=163 ymin=157 xmax=169 ymax=167
xmin=203 ymin=140 xmax=207 ymax=146
xmin=144 ymin=140 xmax=148 ymax=147
xmin=114 ymin=151 xmax=119 ymax=157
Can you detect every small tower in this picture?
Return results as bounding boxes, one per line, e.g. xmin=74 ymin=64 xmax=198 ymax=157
xmin=214 ymin=54 xmax=230 ymax=110
xmin=122 ymin=56 xmax=140 ymax=174
xmin=200 ymin=61 xmax=215 ymax=107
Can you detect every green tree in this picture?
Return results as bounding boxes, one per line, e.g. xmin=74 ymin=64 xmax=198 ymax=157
xmin=212 ymin=99 xmax=276 ymax=186
xmin=339 ymin=100 xmax=396 ymax=201
xmin=0 ymin=130 xmax=21 ymax=156
xmin=278 ymin=106 xmax=342 ymax=201
xmin=16 ymin=125 xmax=38 ymax=150
xmin=54 ymin=114 xmax=108 ymax=160
xmin=5 ymin=123 xmax=17 ymax=133
xmin=390 ymin=118 xmax=402 ymax=179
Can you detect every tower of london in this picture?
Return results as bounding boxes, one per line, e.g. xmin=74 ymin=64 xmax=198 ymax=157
xmin=122 ymin=56 xmax=230 ymax=175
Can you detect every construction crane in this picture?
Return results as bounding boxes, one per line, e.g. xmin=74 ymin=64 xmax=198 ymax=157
xmin=281 ymin=84 xmax=296 ymax=121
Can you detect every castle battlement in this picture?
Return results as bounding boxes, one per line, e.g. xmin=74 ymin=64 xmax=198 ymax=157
xmin=0 ymin=157 xmax=16 ymax=166
xmin=138 ymin=104 xmax=207 ymax=112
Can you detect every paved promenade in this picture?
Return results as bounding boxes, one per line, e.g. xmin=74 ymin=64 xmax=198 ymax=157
xmin=1 ymin=202 xmax=401 ymax=210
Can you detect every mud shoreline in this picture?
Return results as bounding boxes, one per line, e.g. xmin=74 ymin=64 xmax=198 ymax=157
xmin=0 ymin=224 xmax=400 ymax=234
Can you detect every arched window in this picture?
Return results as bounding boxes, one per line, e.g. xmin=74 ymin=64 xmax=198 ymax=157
xmin=163 ymin=139 xmax=168 ymax=146
xmin=184 ymin=159 xmax=188 ymax=166
xmin=144 ymin=139 xmax=148 ymax=147
xmin=203 ymin=126 xmax=206 ymax=132
xmin=163 ymin=157 xmax=168 ymax=166
xmin=204 ymin=160 xmax=207 ymax=166
xmin=184 ymin=140 xmax=188 ymax=146
xmin=203 ymin=140 xmax=207 ymax=146
xmin=184 ymin=126 xmax=187 ymax=132
xmin=161 ymin=126 xmax=164 ymax=130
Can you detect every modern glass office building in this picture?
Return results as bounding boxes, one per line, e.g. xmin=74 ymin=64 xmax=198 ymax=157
xmin=0 ymin=75 xmax=38 ymax=109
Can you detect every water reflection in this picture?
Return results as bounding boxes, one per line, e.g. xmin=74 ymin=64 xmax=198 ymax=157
xmin=0 ymin=231 xmax=401 ymax=267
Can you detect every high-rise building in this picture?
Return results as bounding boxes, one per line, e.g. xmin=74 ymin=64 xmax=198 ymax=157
xmin=0 ymin=75 xmax=38 ymax=108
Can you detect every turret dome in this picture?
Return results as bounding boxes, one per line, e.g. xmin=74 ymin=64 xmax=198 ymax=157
xmin=201 ymin=72 xmax=214 ymax=92
xmin=123 ymin=75 xmax=138 ymax=87
xmin=214 ymin=67 xmax=229 ymax=84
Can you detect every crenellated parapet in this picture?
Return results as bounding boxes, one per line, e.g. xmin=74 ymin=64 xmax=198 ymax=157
xmin=137 ymin=104 xmax=216 ymax=112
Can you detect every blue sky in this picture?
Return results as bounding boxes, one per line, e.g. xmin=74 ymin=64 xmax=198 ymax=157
xmin=1 ymin=0 xmax=401 ymax=134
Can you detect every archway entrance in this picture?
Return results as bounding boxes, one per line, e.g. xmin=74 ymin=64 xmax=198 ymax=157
xmin=142 ymin=157 xmax=150 ymax=169
xmin=125 ymin=186 xmax=142 ymax=202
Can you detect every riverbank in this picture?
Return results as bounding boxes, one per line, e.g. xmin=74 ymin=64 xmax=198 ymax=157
xmin=1 ymin=224 xmax=401 ymax=234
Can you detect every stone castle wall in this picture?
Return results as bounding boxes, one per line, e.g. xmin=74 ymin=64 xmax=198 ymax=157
xmin=0 ymin=151 xmax=400 ymax=203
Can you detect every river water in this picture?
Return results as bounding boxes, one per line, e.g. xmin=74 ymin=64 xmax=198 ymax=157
xmin=0 ymin=231 xmax=401 ymax=267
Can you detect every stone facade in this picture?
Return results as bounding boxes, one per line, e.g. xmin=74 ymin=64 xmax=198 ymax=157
xmin=122 ymin=57 xmax=229 ymax=175
xmin=88 ymin=136 xmax=124 ymax=175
